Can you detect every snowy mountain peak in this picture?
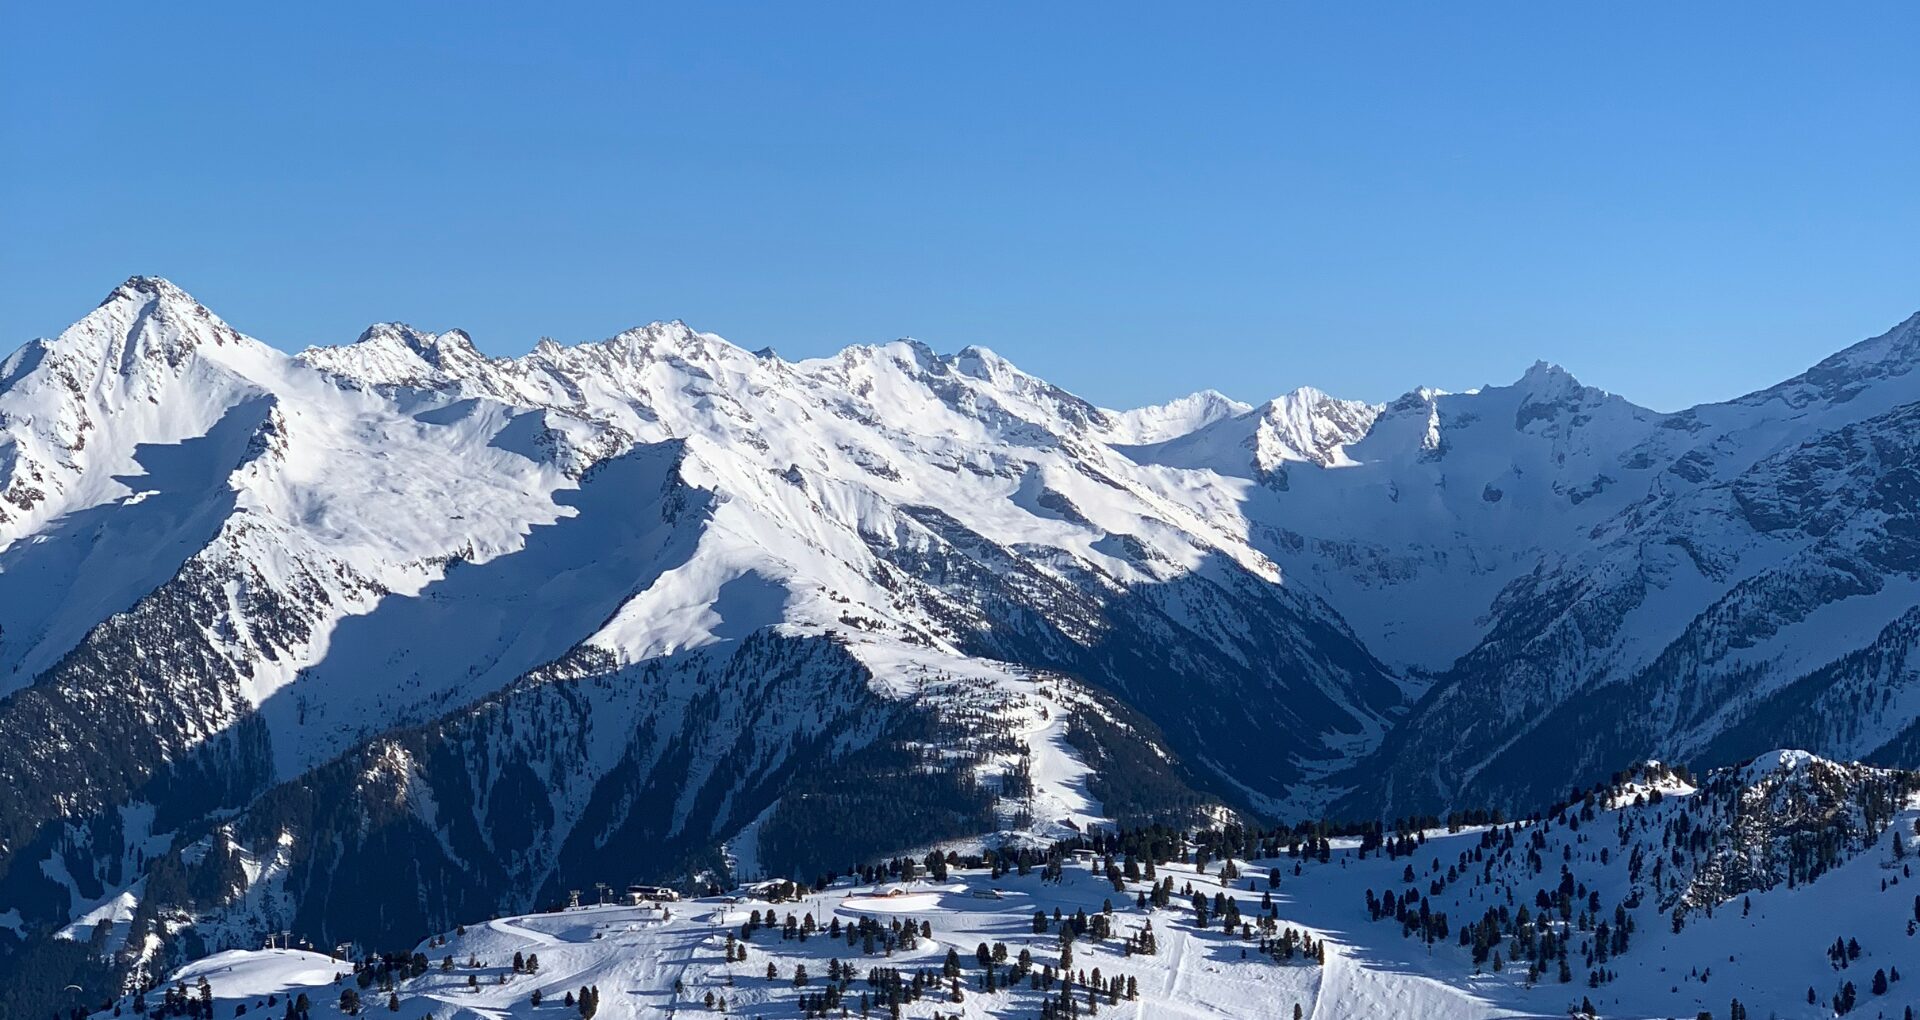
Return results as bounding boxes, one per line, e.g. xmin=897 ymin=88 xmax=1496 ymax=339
xmin=100 ymin=274 xmax=196 ymax=308
xmin=1111 ymin=384 xmax=1378 ymax=480
xmin=1103 ymin=389 xmax=1255 ymax=445
xmin=849 ymin=337 xmax=940 ymax=372
xmin=1508 ymin=358 xmax=1594 ymax=401
xmin=302 ymin=322 xmax=492 ymax=390
xmin=1757 ymin=307 xmax=1920 ymax=407
xmin=606 ymin=318 xmax=722 ymax=356
xmin=1385 ymin=385 xmax=1448 ymax=411
xmin=351 ymin=321 xmax=478 ymax=360
xmin=1258 ymin=384 xmax=1333 ymax=414
xmin=1249 ymin=387 xmax=1381 ymax=470
xmin=0 ymin=276 xmax=280 ymax=543
xmin=1497 ymin=357 xmax=1646 ymax=435
xmin=68 ymin=275 xmax=249 ymax=370
xmin=90 ymin=275 xmax=220 ymax=336
xmin=949 ymin=343 xmax=1040 ymax=391
xmin=1167 ymin=388 xmax=1250 ymax=416
xmin=1831 ymin=308 xmax=1920 ymax=366
xmin=302 ymin=317 xmax=757 ymax=397
xmin=952 ymin=342 xmax=1008 ymax=369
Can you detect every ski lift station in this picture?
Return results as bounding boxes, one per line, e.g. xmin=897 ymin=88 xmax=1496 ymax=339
xmin=625 ymin=884 xmax=679 ymax=905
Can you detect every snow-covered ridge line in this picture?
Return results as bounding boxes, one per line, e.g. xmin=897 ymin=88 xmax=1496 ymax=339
xmin=8 ymin=277 xmax=1920 ymax=1016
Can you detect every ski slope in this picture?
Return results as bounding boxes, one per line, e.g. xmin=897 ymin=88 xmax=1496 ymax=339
xmin=109 ymin=755 xmax=1920 ymax=1019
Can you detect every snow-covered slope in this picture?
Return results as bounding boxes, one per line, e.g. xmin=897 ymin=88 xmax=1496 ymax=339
xmin=103 ymin=750 xmax=1920 ymax=1019
xmin=1099 ymin=388 xmax=1253 ymax=445
xmin=6 ymin=278 xmax=1920 ymax=1016
xmin=1349 ymin=312 xmax=1920 ymax=815
xmin=0 ymin=279 xmax=1387 ymax=1001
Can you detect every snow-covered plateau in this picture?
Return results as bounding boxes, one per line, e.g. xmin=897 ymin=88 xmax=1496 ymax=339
xmin=5 ymin=278 xmax=1920 ymax=1017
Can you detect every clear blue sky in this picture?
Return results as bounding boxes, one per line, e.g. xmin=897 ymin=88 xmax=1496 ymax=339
xmin=3 ymin=3 xmax=1915 ymax=411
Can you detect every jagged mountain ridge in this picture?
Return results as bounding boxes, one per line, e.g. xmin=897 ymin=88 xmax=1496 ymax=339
xmin=0 ymin=278 xmax=1393 ymax=976
xmin=3 ymin=278 xmax=1920 ymax=984
xmin=1349 ymin=311 xmax=1920 ymax=816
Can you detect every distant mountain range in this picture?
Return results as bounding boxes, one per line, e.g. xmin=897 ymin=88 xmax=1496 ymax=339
xmin=2 ymin=278 xmax=1918 ymax=1002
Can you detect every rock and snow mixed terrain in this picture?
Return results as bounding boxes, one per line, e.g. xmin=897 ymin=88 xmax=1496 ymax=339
xmin=5 ymin=278 xmax=1920 ymax=1015
xmin=103 ymin=751 xmax=1920 ymax=1019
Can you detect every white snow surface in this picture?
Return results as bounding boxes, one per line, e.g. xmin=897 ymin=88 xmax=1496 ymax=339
xmin=14 ymin=279 xmax=1920 ymax=980
xmin=0 ymin=281 xmax=1275 ymax=785
xmin=109 ymin=750 xmax=1920 ymax=1019
xmin=1099 ymin=388 xmax=1253 ymax=445
xmin=1 ymin=277 xmax=1399 ymax=821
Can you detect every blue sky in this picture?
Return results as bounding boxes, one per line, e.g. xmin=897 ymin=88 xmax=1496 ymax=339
xmin=3 ymin=3 xmax=1915 ymax=411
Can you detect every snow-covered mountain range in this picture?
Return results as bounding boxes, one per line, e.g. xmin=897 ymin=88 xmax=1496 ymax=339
xmin=4 ymin=278 xmax=1920 ymax=1009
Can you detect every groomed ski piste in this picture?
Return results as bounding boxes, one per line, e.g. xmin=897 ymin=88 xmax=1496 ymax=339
xmin=111 ymin=755 xmax=1920 ymax=1020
